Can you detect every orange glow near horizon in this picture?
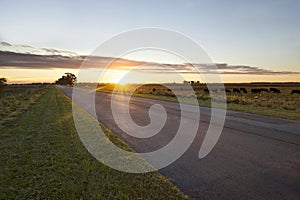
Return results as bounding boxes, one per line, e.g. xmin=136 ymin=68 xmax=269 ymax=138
xmin=1 ymin=68 xmax=300 ymax=84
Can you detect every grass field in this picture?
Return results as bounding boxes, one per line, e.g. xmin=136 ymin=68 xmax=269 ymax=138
xmin=0 ymin=86 xmax=188 ymax=199
xmin=0 ymin=85 xmax=48 ymax=128
xmin=94 ymin=83 xmax=300 ymax=120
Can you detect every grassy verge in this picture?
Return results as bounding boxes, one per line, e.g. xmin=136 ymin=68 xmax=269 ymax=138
xmin=97 ymin=85 xmax=300 ymax=120
xmin=0 ymin=86 xmax=48 ymax=128
xmin=93 ymin=83 xmax=300 ymax=120
xmin=0 ymin=86 xmax=188 ymax=199
xmin=133 ymin=93 xmax=300 ymax=120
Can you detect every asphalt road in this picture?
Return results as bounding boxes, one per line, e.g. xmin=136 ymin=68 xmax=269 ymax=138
xmin=59 ymin=86 xmax=300 ymax=200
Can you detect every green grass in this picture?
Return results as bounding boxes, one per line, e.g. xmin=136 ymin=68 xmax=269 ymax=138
xmin=0 ymin=86 xmax=188 ymax=199
xmin=0 ymin=85 xmax=48 ymax=128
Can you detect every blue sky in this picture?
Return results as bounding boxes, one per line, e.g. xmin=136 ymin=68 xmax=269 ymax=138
xmin=0 ymin=0 xmax=300 ymax=83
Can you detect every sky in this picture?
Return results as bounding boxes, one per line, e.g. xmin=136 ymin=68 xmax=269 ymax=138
xmin=0 ymin=0 xmax=300 ymax=83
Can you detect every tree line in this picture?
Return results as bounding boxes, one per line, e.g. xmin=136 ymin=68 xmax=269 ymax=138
xmin=1 ymin=72 xmax=77 ymax=89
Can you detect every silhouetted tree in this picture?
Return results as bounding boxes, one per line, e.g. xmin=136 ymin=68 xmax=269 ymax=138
xmin=55 ymin=73 xmax=77 ymax=86
xmin=0 ymin=77 xmax=7 ymax=94
xmin=0 ymin=77 xmax=7 ymax=87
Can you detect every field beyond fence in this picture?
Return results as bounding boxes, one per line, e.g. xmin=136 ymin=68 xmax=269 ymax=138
xmin=91 ymin=82 xmax=300 ymax=120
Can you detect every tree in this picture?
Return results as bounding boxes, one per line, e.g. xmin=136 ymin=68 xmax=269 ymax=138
xmin=0 ymin=77 xmax=7 ymax=87
xmin=55 ymin=73 xmax=77 ymax=86
xmin=0 ymin=77 xmax=7 ymax=94
xmin=0 ymin=77 xmax=7 ymax=86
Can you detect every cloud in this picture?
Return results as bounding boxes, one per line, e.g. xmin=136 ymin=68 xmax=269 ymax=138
xmin=0 ymin=41 xmax=78 ymax=57
xmin=0 ymin=51 xmax=146 ymax=70
xmin=0 ymin=51 xmax=81 ymax=69
xmin=0 ymin=43 xmax=299 ymax=75
xmin=0 ymin=42 xmax=12 ymax=47
xmin=117 ymin=62 xmax=300 ymax=75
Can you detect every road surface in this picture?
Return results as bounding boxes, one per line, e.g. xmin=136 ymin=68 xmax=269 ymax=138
xmin=59 ymin=86 xmax=300 ymax=200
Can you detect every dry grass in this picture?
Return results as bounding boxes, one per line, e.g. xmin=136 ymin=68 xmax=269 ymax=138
xmin=94 ymin=83 xmax=300 ymax=120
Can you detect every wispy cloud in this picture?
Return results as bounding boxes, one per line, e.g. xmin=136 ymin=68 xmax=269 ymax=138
xmin=0 ymin=42 xmax=299 ymax=75
xmin=0 ymin=51 xmax=147 ymax=70
xmin=0 ymin=51 xmax=83 ymax=69
xmin=0 ymin=42 xmax=78 ymax=57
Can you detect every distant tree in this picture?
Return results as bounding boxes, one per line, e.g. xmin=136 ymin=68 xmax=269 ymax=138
xmin=55 ymin=73 xmax=77 ymax=86
xmin=0 ymin=77 xmax=7 ymax=87
xmin=0 ymin=77 xmax=7 ymax=94
xmin=183 ymin=80 xmax=189 ymax=85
